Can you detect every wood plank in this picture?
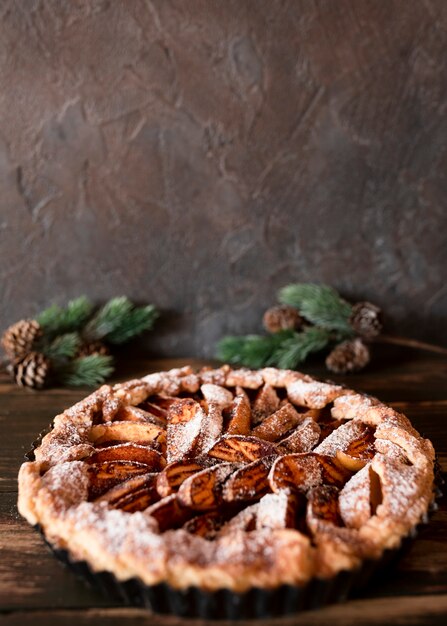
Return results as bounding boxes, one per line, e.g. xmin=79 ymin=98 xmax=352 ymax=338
xmin=388 ymin=402 xmax=447 ymax=471
xmin=302 ymin=344 xmax=447 ymax=401
xmin=0 ymin=494 xmax=119 ymax=610
xmin=1 ymin=346 xmax=446 ymax=396
xmin=2 ymin=595 xmax=447 ymax=626
xmin=2 ymin=353 xmax=447 ymax=623
xmin=2 ymin=487 xmax=447 ymax=608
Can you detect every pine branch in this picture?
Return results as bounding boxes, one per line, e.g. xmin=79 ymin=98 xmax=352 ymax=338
xmin=83 ymin=296 xmax=133 ymax=341
xmin=57 ymin=355 xmax=114 ymax=387
xmin=217 ymin=331 xmax=295 ymax=369
xmin=270 ymin=327 xmax=331 ymax=369
xmin=106 ymin=305 xmax=159 ymax=344
xmin=38 ymin=297 xmax=94 ymax=336
xmin=279 ymin=284 xmax=353 ymax=333
xmin=41 ymin=333 xmax=81 ymax=360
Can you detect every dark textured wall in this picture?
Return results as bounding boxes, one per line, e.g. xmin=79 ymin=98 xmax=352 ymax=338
xmin=0 ymin=0 xmax=446 ymax=356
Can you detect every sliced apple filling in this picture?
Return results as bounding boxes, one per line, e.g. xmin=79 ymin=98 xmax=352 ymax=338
xmin=81 ymin=377 xmax=390 ymax=539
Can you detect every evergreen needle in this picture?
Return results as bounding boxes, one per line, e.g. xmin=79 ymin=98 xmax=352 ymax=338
xmin=106 ymin=305 xmax=159 ymax=344
xmin=270 ymin=327 xmax=331 ymax=369
xmin=83 ymin=297 xmax=133 ymax=341
xmin=217 ymin=331 xmax=295 ymax=369
xmin=37 ymin=296 xmax=94 ymax=336
xmin=279 ymin=283 xmax=353 ymax=333
xmin=58 ymin=355 xmax=114 ymax=387
xmin=41 ymin=333 xmax=81 ymax=360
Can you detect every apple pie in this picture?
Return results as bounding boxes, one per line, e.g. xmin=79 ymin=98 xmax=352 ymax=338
xmin=18 ymin=365 xmax=436 ymax=616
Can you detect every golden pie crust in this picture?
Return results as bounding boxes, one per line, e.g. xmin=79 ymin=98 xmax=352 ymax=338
xmin=18 ymin=365 xmax=435 ymax=593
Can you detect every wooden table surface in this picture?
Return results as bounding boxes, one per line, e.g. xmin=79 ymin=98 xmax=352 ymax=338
xmin=1 ymin=349 xmax=447 ymax=625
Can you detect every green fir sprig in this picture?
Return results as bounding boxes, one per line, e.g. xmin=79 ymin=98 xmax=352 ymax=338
xmin=279 ymin=284 xmax=353 ymax=334
xmin=84 ymin=298 xmax=159 ymax=344
xmin=272 ymin=327 xmax=331 ymax=369
xmin=41 ymin=332 xmax=81 ymax=361
xmin=217 ymin=327 xmax=331 ymax=370
xmin=218 ymin=330 xmax=295 ymax=369
xmin=1 ymin=296 xmax=159 ymax=389
xmin=216 ymin=283 xmax=376 ymax=372
xmin=37 ymin=296 xmax=94 ymax=336
xmin=58 ymin=355 xmax=115 ymax=387
xmin=37 ymin=296 xmax=159 ymax=386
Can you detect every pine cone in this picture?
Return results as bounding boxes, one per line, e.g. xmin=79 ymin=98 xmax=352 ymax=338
xmin=1 ymin=319 xmax=42 ymax=359
xmin=76 ymin=340 xmax=109 ymax=358
xmin=263 ymin=305 xmax=303 ymax=333
xmin=9 ymin=351 xmax=50 ymax=389
xmin=350 ymin=302 xmax=382 ymax=340
xmin=325 ymin=339 xmax=370 ymax=374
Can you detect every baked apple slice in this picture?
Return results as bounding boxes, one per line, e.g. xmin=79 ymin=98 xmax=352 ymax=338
xmin=114 ymin=405 xmax=166 ymax=427
xmin=226 ymin=392 xmax=251 ymax=436
xmin=315 ymin=421 xmax=375 ymax=472
xmin=269 ymin=451 xmax=351 ymax=494
xmin=111 ymin=484 xmax=159 ymax=513
xmin=137 ymin=400 xmax=169 ymax=420
xmin=318 ymin=418 xmax=346 ymax=442
xmin=87 ymin=443 xmax=166 ymax=469
xmin=335 ymin=450 xmax=368 ymax=472
xmin=150 ymin=395 xmax=180 ymax=410
xmin=145 ymin=494 xmax=192 ymax=531
xmin=88 ymin=460 xmax=151 ymax=498
xmin=207 ymin=435 xmax=277 ymax=463
xmin=183 ymin=512 xmax=225 ymax=538
xmin=277 ymin=417 xmax=321 ymax=453
xmin=117 ymin=488 xmax=158 ymax=512
xmin=252 ymin=384 xmax=280 ymax=423
xmin=307 ymin=485 xmax=342 ymax=526
xmin=269 ymin=453 xmax=322 ymax=493
xmin=201 ymin=383 xmax=234 ymax=409
xmin=177 ymin=462 xmax=238 ymax=510
xmin=167 ymin=399 xmax=223 ymax=461
xmin=251 ymin=403 xmax=301 ymax=442
xmin=166 ymin=399 xmax=204 ymax=462
xmin=156 ymin=459 xmax=205 ymax=497
xmin=89 ymin=422 xmax=166 ymax=449
xmin=96 ymin=473 xmax=159 ymax=513
xmin=314 ymin=453 xmax=353 ymax=488
xmin=336 ymin=434 xmax=375 ymax=472
xmin=222 ymin=456 xmax=276 ymax=502
xmin=200 ymin=402 xmax=223 ymax=453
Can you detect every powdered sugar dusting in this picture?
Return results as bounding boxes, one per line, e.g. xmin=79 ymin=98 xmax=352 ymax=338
xmin=218 ymin=503 xmax=259 ymax=536
xmin=339 ymin=464 xmax=372 ymax=528
xmin=201 ymin=384 xmax=234 ymax=408
xmin=36 ymin=423 xmax=93 ymax=467
xmin=256 ymin=491 xmax=294 ymax=530
xmin=261 ymin=367 xmax=307 ymax=387
xmin=70 ymin=502 xmax=134 ymax=554
xmin=21 ymin=364 xmax=435 ymax=590
xmin=167 ymin=406 xmax=203 ymax=462
xmin=331 ymin=393 xmax=379 ymax=421
xmin=372 ymin=454 xmax=429 ymax=519
xmin=43 ymin=461 xmax=89 ymax=509
xmin=278 ymin=417 xmax=321 ymax=453
xmin=287 ymin=379 xmax=347 ymax=409
xmin=314 ymin=420 xmax=375 ymax=457
xmin=225 ymin=368 xmax=263 ymax=389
